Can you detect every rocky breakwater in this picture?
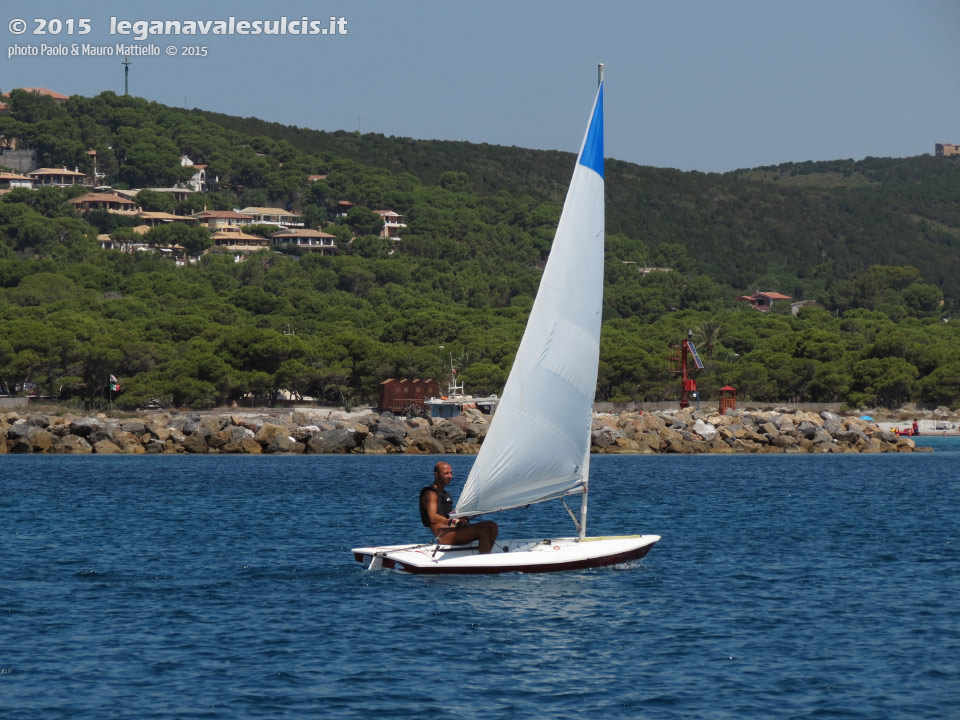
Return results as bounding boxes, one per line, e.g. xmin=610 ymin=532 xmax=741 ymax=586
xmin=0 ymin=406 xmax=926 ymax=455
xmin=590 ymin=407 xmax=927 ymax=454
xmin=0 ymin=408 xmax=492 ymax=455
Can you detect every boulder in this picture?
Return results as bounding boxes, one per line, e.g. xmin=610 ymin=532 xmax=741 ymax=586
xmin=144 ymin=439 xmax=167 ymax=454
xmin=659 ymin=427 xmax=684 ymax=445
xmin=53 ymin=435 xmax=92 ymax=454
xmin=592 ymin=425 xmax=625 ymax=449
xmin=93 ymin=439 xmax=123 ymax=454
xmin=613 ymin=437 xmax=642 ymax=453
xmin=729 ymin=438 xmax=763 ymax=453
xmin=47 ymin=420 xmax=73 ymax=437
xmin=432 ymin=420 xmax=467 ymax=445
xmin=692 ymin=419 xmax=718 ymax=442
xmin=811 ymin=428 xmax=834 ymax=445
xmin=306 ymin=428 xmax=358 ymax=454
xmin=182 ymin=419 xmax=211 ymax=438
xmin=292 ymin=410 xmax=323 ymax=426
xmin=835 ymin=429 xmax=866 ymax=446
xmin=199 ymin=416 xmax=226 ymax=434
xmin=231 ymin=415 xmax=263 ymax=433
xmin=339 ymin=423 xmax=369 ymax=443
xmin=771 ymin=434 xmax=799 ymax=448
xmin=372 ymin=416 xmax=408 ymax=447
xmin=240 ymin=437 xmax=263 ymax=454
xmin=292 ymin=425 xmax=320 ymax=442
xmin=759 ymin=421 xmax=780 ymax=437
xmin=756 ymin=445 xmax=784 ymax=454
xmin=121 ymin=421 xmax=146 ymax=436
xmin=144 ymin=420 xmax=172 ymax=441
xmin=268 ymin=435 xmax=304 ymax=454
xmin=112 ymin=430 xmax=142 ymax=449
xmin=69 ymin=416 xmax=105 ymax=438
xmin=181 ymin=433 xmax=209 ymax=453
xmin=635 ymin=431 xmax=664 ymax=453
xmin=666 ymin=436 xmax=711 ymax=453
xmin=404 ymin=428 xmax=445 ymax=454
xmin=7 ymin=424 xmax=53 ymax=452
xmin=207 ymin=429 xmax=231 ymax=449
xmin=592 ymin=415 xmax=619 ymax=431
xmin=254 ymin=422 xmax=289 ymax=446
xmin=362 ymin=435 xmax=396 ymax=454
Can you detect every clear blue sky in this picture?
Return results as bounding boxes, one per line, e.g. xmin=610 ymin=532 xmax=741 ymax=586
xmin=5 ymin=0 xmax=959 ymax=173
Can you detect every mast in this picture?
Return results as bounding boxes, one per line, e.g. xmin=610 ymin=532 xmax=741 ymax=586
xmin=580 ymin=63 xmax=603 ymax=541
xmin=122 ymin=56 xmax=130 ymax=95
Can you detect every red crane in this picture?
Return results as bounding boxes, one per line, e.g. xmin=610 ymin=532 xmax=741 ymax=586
xmin=670 ymin=330 xmax=704 ymax=410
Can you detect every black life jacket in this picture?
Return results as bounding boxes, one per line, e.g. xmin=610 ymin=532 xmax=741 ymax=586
xmin=419 ymin=485 xmax=452 ymax=528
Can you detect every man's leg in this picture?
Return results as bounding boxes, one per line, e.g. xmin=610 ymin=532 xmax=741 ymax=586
xmin=438 ymin=520 xmax=499 ymax=553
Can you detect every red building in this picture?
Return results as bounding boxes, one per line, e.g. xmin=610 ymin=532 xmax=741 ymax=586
xmin=737 ymin=291 xmax=792 ymax=312
xmin=379 ymin=378 xmax=440 ymax=414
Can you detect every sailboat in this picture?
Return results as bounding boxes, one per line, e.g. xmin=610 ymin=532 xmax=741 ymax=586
xmin=352 ymin=67 xmax=660 ymax=574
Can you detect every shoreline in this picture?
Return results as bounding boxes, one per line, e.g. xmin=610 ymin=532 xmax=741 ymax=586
xmin=1 ymin=406 xmax=936 ymax=455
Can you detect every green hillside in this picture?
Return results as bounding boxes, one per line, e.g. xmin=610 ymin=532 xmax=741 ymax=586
xmin=188 ymin=106 xmax=960 ymax=305
xmin=1 ymin=88 xmax=959 ymax=411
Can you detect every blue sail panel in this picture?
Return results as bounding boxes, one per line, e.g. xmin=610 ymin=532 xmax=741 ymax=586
xmin=578 ymin=83 xmax=604 ymax=178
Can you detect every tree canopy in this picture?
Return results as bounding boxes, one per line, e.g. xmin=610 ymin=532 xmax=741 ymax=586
xmin=2 ymin=89 xmax=960 ymax=410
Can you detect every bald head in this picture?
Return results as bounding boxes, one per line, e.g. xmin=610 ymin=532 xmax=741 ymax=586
xmin=433 ymin=461 xmax=453 ymax=487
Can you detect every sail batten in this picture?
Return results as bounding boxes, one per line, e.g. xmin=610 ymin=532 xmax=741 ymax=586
xmin=455 ymin=80 xmax=605 ymax=519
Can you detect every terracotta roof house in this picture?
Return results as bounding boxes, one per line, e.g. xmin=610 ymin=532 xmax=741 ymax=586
xmin=28 ymin=167 xmax=87 ymax=187
xmin=238 ymin=207 xmax=303 ymax=228
xmin=111 ymin=187 xmax=196 ymax=203
xmin=270 ymin=228 xmax=338 ymax=254
xmin=737 ymin=291 xmax=792 ymax=312
xmin=192 ymin=209 xmax=253 ymax=228
xmin=69 ymin=192 xmax=138 ymax=212
xmin=3 ymin=87 xmax=70 ymax=105
xmin=0 ymin=172 xmax=33 ymax=189
xmin=373 ymin=209 xmax=406 ymax=241
xmin=212 ymin=227 xmax=268 ymax=243
xmin=137 ymin=211 xmax=199 ymax=226
xmin=209 ymin=227 xmax=271 ymax=257
xmin=99 ymin=234 xmax=150 ymax=253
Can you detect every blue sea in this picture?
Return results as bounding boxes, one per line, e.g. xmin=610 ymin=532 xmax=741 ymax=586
xmin=2 ymin=440 xmax=959 ymax=719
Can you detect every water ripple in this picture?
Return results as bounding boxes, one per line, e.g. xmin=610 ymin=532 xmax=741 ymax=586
xmin=2 ymin=450 xmax=960 ymax=718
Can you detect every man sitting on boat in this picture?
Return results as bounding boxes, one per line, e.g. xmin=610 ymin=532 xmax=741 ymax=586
xmin=420 ymin=461 xmax=499 ymax=553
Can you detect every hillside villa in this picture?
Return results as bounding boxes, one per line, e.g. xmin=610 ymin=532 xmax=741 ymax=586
xmin=737 ymin=291 xmax=792 ymax=312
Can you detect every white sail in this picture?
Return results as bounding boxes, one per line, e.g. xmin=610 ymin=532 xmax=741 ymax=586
xmin=456 ymin=82 xmax=605 ymax=517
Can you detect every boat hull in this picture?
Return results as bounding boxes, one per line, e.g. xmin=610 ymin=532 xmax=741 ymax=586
xmin=352 ymin=534 xmax=659 ymax=575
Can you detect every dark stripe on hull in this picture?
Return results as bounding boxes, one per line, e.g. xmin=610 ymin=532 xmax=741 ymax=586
xmin=387 ymin=541 xmax=656 ymax=575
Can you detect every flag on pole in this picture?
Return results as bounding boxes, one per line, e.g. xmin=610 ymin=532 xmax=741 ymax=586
xmin=109 ymin=374 xmax=120 ymax=392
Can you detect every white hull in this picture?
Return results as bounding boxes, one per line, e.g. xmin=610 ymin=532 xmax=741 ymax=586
xmin=352 ymin=534 xmax=659 ymax=575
